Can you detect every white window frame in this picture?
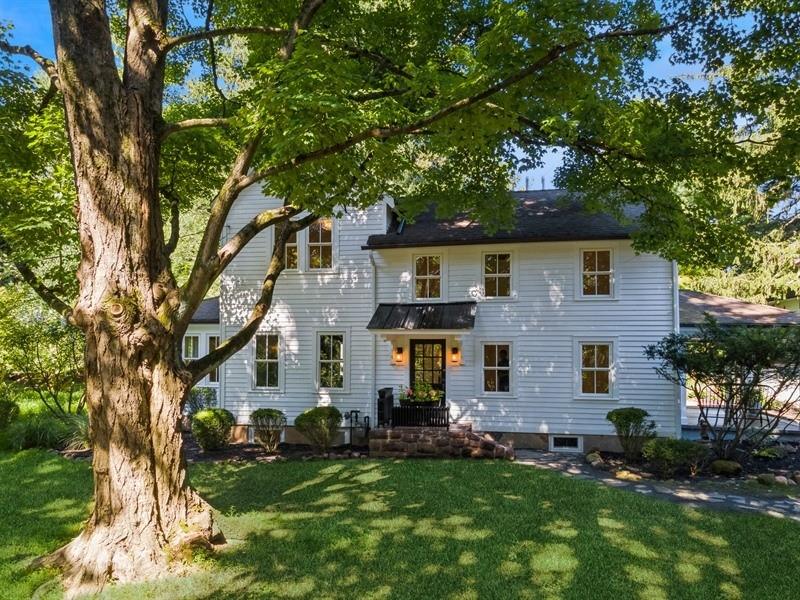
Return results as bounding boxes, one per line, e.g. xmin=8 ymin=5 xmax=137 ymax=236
xmin=315 ymin=329 xmax=349 ymax=392
xmin=549 ymin=435 xmax=584 ymax=453
xmin=573 ymin=337 xmax=618 ymax=400
xmin=308 ymin=217 xmax=335 ymax=271
xmin=412 ymin=253 xmax=445 ymax=302
xmin=183 ymin=335 xmax=200 ymax=361
xmin=474 ymin=338 xmax=516 ymax=397
xmin=482 ymin=250 xmax=514 ymax=300
xmin=253 ymin=332 xmax=282 ymax=390
xmin=577 ymin=247 xmax=615 ymax=300
xmin=206 ymin=334 xmax=220 ymax=386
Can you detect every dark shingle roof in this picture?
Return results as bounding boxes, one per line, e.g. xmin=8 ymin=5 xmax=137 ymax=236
xmin=190 ymin=296 xmax=219 ymax=324
xmin=367 ymin=302 xmax=477 ymax=331
xmin=363 ymin=190 xmax=638 ymax=250
xmin=680 ymin=290 xmax=800 ymax=327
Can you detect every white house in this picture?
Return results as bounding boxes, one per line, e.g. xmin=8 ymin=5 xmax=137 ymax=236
xmin=186 ymin=189 xmax=685 ymax=451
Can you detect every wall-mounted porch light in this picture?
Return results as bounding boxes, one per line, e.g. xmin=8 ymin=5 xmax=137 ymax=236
xmin=449 ymin=345 xmax=461 ymax=365
xmin=394 ymin=345 xmax=405 ymax=364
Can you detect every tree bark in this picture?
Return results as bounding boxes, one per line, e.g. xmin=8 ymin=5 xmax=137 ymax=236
xmin=43 ymin=1 xmax=215 ymax=595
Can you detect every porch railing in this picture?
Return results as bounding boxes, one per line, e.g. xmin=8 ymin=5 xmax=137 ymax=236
xmin=390 ymin=404 xmax=449 ymax=428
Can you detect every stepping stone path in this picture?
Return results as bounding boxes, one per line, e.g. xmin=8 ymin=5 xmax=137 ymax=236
xmin=515 ymin=449 xmax=800 ymax=522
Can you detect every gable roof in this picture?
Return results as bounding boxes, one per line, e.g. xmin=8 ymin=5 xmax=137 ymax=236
xmin=679 ymin=290 xmax=800 ymax=327
xmin=367 ymin=302 xmax=477 ymax=331
xmin=363 ymin=190 xmax=639 ymax=250
xmin=190 ymin=296 xmax=220 ymax=324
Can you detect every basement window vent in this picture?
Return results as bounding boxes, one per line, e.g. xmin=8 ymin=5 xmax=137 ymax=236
xmin=549 ymin=435 xmax=583 ymax=453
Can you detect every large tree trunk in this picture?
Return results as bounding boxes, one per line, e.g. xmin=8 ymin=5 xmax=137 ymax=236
xmin=43 ymin=1 xmax=216 ymax=595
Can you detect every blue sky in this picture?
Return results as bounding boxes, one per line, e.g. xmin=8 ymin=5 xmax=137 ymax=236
xmin=0 ymin=1 xmax=700 ymax=190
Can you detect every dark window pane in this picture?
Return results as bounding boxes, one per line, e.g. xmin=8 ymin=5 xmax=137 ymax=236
xmin=498 ymin=253 xmax=511 ymax=274
xmin=415 ymin=279 xmax=426 ymax=298
xmin=256 ymin=335 xmax=267 ymax=360
xmin=320 ymin=363 xmax=331 ymax=387
xmin=268 ymin=362 xmax=279 ymax=387
xmin=583 ymin=274 xmax=596 ymax=295
xmin=596 ymin=371 xmax=610 ymax=394
xmin=484 ymin=344 xmax=496 ymax=367
xmin=415 ymin=256 xmax=428 ymax=276
xmin=428 ymin=278 xmax=440 ymax=298
xmin=320 ymin=246 xmax=332 ymax=268
xmin=429 ymin=256 xmax=440 ymax=275
xmin=256 ymin=362 xmax=268 ymax=387
xmin=597 ymin=274 xmax=611 ymax=295
xmin=596 ymin=344 xmax=610 ymax=368
xmin=320 ymin=335 xmax=331 ymax=360
xmin=583 ymin=251 xmax=596 ymax=272
xmin=484 ymin=369 xmax=497 ymax=392
xmin=331 ymin=335 xmax=343 ymax=359
xmin=497 ymin=345 xmax=510 ymax=367
xmin=330 ymin=363 xmax=344 ymax=388
xmin=485 ymin=277 xmax=497 ymax=297
xmin=581 ymin=371 xmax=594 ymax=394
xmin=319 ymin=219 xmax=332 ymax=243
xmin=485 ymin=254 xmax=497 ymax=275
xmin=285 ymin=246 xmax=297 ymax=269
xmin=497 ymin=369 xmax=510 ymax=392
xmin=310 ymin=246 xmax=321 ymax=269
xmin=597 ymin=250 xmax=611 ymax=272
xmin=497 ymin=276 xmax=510 ymax=297
xmin=268 ymin=334 xmax=279 ymax=360
xmin=582 ymin=345 xmax=595 ymax=368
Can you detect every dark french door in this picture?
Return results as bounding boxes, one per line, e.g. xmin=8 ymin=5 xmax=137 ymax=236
xmin=410 ymin=339 xmax=446 ymax=395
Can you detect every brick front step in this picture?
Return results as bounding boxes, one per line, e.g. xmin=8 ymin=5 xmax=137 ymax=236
xmin=369 ymin=424 xmax=514 ymax=460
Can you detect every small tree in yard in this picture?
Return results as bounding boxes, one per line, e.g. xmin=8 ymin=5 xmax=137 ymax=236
xmin=645 ymin=318 xmax=800 ymax=459
xmin=251 ymin=408 xmax=287 ymax=453
xmin=606 ymin=407 xmax=656 ymax=462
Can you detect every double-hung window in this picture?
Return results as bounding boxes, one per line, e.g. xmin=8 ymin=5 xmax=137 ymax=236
xmin=414 ymin=255 xmax=441 ymax=300
xmin=318 ymin=333 xmax=345 ymax=389
xmin=483 ymin=252 xmax=511 ymax=298
xmin=183 ymin=335 xmax=199 ymax=361
xmin=208 ymin=335 xmax=220 ymax=383
xmin=483 ymin=343 xmax=511 ymax=393
xmin=285 ymin=230 xmax=298 ymax=269
xmin=581 ymin=250 xmax=613 ymax=297
xmin=308 ymin=218 xmax=333 ymax=269
xmin=580 ymin=342 xmax=612 ymax=395
xmin=254 ymin=333 xmax=280 ymax=389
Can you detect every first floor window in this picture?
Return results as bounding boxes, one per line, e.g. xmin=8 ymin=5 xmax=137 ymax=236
xmin=208 ymin=335 xmax=220 ymax=383
xmin=319 ymin=333 xmax=345 ymax=389
xmin=183 ymin=335 xmax=199 ymax=361
xmin=484 ymin=252 xmax=511 ymax=297
xmin=483 ymin=343 xmax=511 ymax=393
xmin=580 ymin=343 xmax=611 ymax=395
xmin=285 ymin=230 xmax=298 ymax=269
xmin=309 ymin=218 xmax=333 ymax=269
xmin=582 ymin=250 xmax=612 ymax=296
xmin=255 ymin=333 xmax=279 ymax=388
xmin=414 ymin=255 xmax=441 ymax=299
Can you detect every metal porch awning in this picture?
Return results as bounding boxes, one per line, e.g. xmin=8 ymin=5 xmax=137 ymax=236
xmin=366 ymin=301 xmax=476 ymax=335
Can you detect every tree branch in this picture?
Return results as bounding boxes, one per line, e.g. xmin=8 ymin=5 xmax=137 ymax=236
xmin=0 ymin=234 xmax=73 ymax=320
xmin=160 ymin=117 xmax=231 ymax=140
xmin=162 ymin=26 xmax=287 ymax=54
xmin=0 ymin=40 xmax=60 ymax=90
xmin=279 ymin=0 xmax=328 ymax=60
xmin=188 ymin=213 xmax=318 ymax=382
xmin=162 ymin=189 xmax=181 ymax=255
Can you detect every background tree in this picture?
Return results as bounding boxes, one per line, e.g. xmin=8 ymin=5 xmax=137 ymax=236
xmin=0 ymin=0 xmax=797 ymax=595
xmin=646 ymin=318 xmax=800 ymax=459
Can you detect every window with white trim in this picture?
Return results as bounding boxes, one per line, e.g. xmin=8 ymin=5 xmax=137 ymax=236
xmin=414 ymin=255 xmax=441 ymax=300
xmin=285 ymin=230 xmax=298 ymax=269
xmin=254 ymin=333 xmax=280 ymax=388
xmin=483 ymin=252 xmax=511 ymax=297
xmin=580 ymin=342 xmax=611 ymax=395
xmin=183 ymin=335 xmax=199 ymax=361
xmin=208 ymin=335 xmax=220 ymax=383
xmin=483 ymin=343 xmax=511 ymax=393
xmin=581 ymin=250 xmax=612 ymax=296
xmin=308 ymin=218 xmax=333 ymax=269
xmin=318 ymin=333 xmax=345 ymax=389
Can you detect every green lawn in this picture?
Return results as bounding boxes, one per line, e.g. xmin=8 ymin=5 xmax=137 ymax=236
xmin=2 ymin=451 xmax=799 ymax=599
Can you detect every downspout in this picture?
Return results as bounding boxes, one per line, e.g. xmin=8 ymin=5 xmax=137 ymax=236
xmin=369 ymin=250 xmax=378 ymax=427
xmin=672 ymin=259 xmax=684 ymax=439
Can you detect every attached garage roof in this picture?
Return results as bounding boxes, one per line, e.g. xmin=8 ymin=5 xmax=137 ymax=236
xmin=190 ymin=296 xmax=220 ymax=324
xmin=367 ymin=301 xmax=477 ymax=331
xmin=680 ymin=290 xmax=800 ymax=327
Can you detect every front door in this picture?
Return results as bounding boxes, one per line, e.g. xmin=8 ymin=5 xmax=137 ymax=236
xmin=410 ymin=339 xmax=446 ymax=396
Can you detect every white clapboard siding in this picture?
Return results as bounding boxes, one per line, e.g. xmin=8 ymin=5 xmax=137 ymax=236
xmin=218 ymin=189 xmax=679 ymax=437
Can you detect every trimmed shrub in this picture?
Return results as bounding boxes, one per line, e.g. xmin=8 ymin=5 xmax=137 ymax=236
xmin=251 ymin=408 xmax=286 ymax=453
xmin=643 ymin=438 xmax=709 ymax=478
xmin=187 ymin=387 xmax=217 ymax=417
xmin=606 ymin=407 xmax=656 ymax=462
xmin=0 ymin=399 xmax=20 ymax=430
xmin=710 ymin=459 xmax=742 ymax=477
xmin=5 ymin=414 xmax=70 ymax=450
xmin=192 ymin=408 xmax=235 ymax=451
xmin=294 ymin=406 xmax=342 ymax=453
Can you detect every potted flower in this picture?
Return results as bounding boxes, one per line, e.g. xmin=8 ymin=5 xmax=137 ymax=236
xmin=399 ymin=382 xmax=444 ymax=406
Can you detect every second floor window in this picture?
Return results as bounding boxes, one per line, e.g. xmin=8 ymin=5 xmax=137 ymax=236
xmin=207 ymin=335 xmax=220 ymax=383
xmin=319 ymin=333 xmax=345 ymax=389
xmin=285 ymin=231 xmax=298 ymax=269
xmin=582 ymin=250 xmax=612 ymax=296
xmin=183 ymin=335 xmax=199 ymax=361
xmin=255 ymin=333 xmax=280 ymax=388
xmin=309 ymin=218 xmax=332 ymax=269
xmin=414 ymin=255 xmax=441 ymax=299
xmin=484 ymin=252 xmax=511 ymax=297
